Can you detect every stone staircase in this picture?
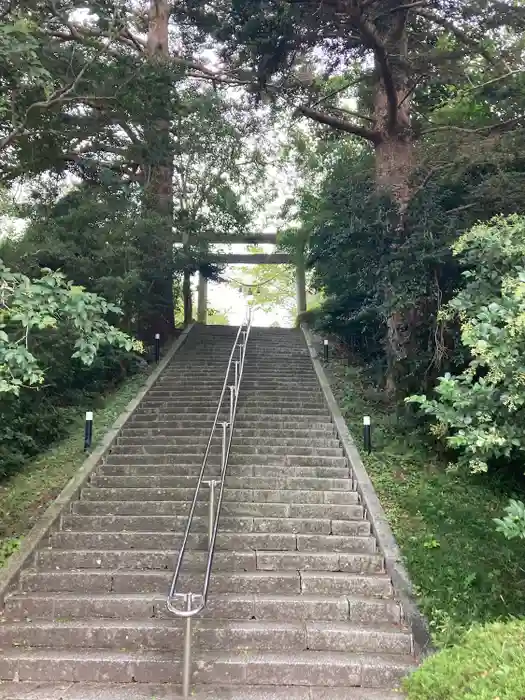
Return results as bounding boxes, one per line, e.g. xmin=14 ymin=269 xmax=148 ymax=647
xmin=0 ymin=325 xmax=415 ymax=699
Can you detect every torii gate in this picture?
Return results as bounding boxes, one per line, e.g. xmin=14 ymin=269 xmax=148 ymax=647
xmin=176 ymin=232 xmax=307 ymax=324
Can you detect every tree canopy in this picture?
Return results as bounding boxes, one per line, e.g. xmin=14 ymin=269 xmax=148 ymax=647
xmin=2 ymin=0 xmax=525 ymax=497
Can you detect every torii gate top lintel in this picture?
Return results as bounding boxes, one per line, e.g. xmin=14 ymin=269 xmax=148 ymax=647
xmin=186 ymin=232 xmax=306 ymax=325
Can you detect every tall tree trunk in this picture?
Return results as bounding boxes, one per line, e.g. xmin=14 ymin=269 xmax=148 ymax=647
xmin=373 ymin=33 xmax=415 ymax=393
xmin=141 ymin=0 xmax=175 ymax=339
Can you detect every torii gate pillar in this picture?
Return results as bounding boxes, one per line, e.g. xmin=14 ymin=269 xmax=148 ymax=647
xmin=296 ymin=250 xmax=307 ymax=317
xmin=197 ymin=272 xmax=208 ymax=324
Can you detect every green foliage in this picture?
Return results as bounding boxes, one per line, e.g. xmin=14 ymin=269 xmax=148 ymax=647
xmin=0 ymin=16 xmax=52 ymax=130
xmin=494 ymin=499 xmax=525 ymax=541
xmin=0 ymin=370 xmax=148 ymax=566
xmin=295 ymin=142 xmax=467 ymax=389
xmin=328 ymin=356 xmax=525 ymax=647
xmin=409 ymin=215 xmax=525 ymax=474
xmin=172 ymin=88 xmax=263 ymax=243
xmin=0 ymin=537 xmax=21 ymax=568
xmin=237 ymin=246 xmax=298 ymax=325
xmin=5 ymin=180 xmax=176 ymax=337
xmin=0 ymin=260 xmax=142 ymax=394
xmin=0 ymin=259 xmax=144 ymax=479
xmin=207 ymin=307 xmax=230 ymax=325
xmin=404 ymin=619 xmax=525 ymax=700
xmin=0 ymin=335 xmax=145 ymax=480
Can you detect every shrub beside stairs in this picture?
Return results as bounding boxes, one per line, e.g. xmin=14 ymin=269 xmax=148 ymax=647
xmin=0 ymin=325 xmax=417 ymax=699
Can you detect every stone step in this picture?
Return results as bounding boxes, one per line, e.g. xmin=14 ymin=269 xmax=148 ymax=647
xmin=113 ymin=443 xmax=344 ymax=457
xmin=133 ymin=407 xmax=330 ymax=418
xmin=50 ymin=530 xmax=373 ymax=551
xmin=141 ymin=392 xmax=323 ymax=402
xmin=4 ymin=592 xmax=401 ymax=626
xmin=19 ymin=570 xmax=392 ymax=597
xmin=235 ymin=419 xmax=334 ymax=430
xmin=0 ymin=620 xmax=410 ymax=654
xmin=154 ymin=382 xmax=322 ymax=391
xmin=140 ymin=400 xmax=325 ymax=410
xmin=79 ymin=487 xmax=359 ymax=505
xmin=90 ymin=475 xmax=353 ymax=491
xmin=241 ymin=409 xmax=334 ymax=418
xmin=36 ymin=549 xmax=256 ymax=572
xmin=121 ymin=427 xmax=336 ymax=438
xmin=71 ymin=500 xmax=365 ymax=521
xmin=0 ymin=649 xmax=414 ymax=686
xmin=173 ymin=365 xmax=310 ymax=370
xmin=147 ymin=389 xmax=324 ymax=398
xmin=0 ymin=682 xmax=405 ymax=700
xmin=116 ymin=435 xmax=342 ymax=448
xmin=130 ymin=415 xmax=333 ymax=426
xmin=131 ymin=413 xmax=330 ymax=423
xmin=107 ymin=445 xmax=344 ymax=458
xmin=61 ymin=515 xmax=373 ymax=539
xmin=235 ymin=428 xmax=336 ymax=438
xmin=36 ymin=549 xmax=382 ymax=574
xmin=101 ymin=454 xmax=348 ymax=467
xmin=96 ymin=464 xmax=351 ymax=480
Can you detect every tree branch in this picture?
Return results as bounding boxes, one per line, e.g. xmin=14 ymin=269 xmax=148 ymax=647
xmin=409 ymin=163 xmax=452 ymax=201
xmin=308 ymin=74 xmax=369 ymax=109
xmin=415 ymin=9 xmax=500 ymax=66
xmin=422 ymin=116 xmax=525 ymax=136
xmin=445 ymin=203 xmax=476 ymax=215
xmin=374 ymin=1 xmax=430 ymax=20
xmin=297 ymin=105 xmax=381 ymax=142
xmin=0 ymin=61 xmax=92 ymax=152
xmin=331 ymin=106 xmax=375 ymax=122
xmin=356 ymin=15 xmax=398 ymax=130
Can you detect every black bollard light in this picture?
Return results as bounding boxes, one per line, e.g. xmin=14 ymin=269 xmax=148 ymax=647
xmin=363 ymin=415 xmax=372 ymax=454
xmin=155 ymin=333 xmax=161 ymax=363
xmin=323 ymin=338 xmax=329 ymax=362
xmin=84 ymin=411 xmax=93 ymax=451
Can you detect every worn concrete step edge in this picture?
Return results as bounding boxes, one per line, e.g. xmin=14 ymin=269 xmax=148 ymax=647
xmin=0 ymin=649 xmax=416 ymax=686
xmin=0 ymin=682 xmax=405 ymax=700
xmin=95 ymin=466 xmax=351 ymax=479
xmin=35 ymin=549 xmax=384 ymax=574
xmin=3 ymin=592 xmax=402 ymax=625
xmin=70 ymin=501 xmax=365 ymax=520
xmin=59 ymin=514 xmax=373 ymax=538
xmin=18 ymin=570 xmax=393 ymax=597
xmin=48 ymin=530 xmax=373 ymax=550
xmin=79 ymin=487 xmax=359 ymax=505
xmin=0 ymin=620 xmax=412 ymax=655
xmin=90 ymin=476 xmax=354 ymax=490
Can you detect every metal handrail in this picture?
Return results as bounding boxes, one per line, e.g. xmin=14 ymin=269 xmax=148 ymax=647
xmin=166 ymin=308 xmax=252 ymax=697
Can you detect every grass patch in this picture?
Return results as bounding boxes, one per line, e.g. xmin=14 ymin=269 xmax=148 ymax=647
xmin=327 ymin=359 xmax=525 ymax=646
xmin=403 ymin=619 xmax=525 ymax=699
xmin=0 ymin=371 xmax=149 ymax=568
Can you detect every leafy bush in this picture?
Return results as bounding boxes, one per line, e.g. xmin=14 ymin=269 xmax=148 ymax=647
xmin=408 ymin=215 xmax=525 ymax=474
xmin=0 ymin=262 xmax=144 ymax=479
xmin=495 ymin=498 xmax=525 ymax=540
xmin=0 ymin=344 xmax=145 ymax=479
xmin=0 ymin=261 xmax=142 ymax=394
xmin=404 ymin=619 xmax=525 ymax=700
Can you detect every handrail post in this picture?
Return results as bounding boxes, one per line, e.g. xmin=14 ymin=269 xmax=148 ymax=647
xmin=182 ymin=593 xmax=193 ymax=698
xmin=234 ymin=360 xmax=239 ymax=392
xmin=221 ymin=421 xmax=229 ymax=474
xmin=204 ymin=479 xmax=218 ymax=548
xmin=229 ymin=385 xmax=235 ymax=432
